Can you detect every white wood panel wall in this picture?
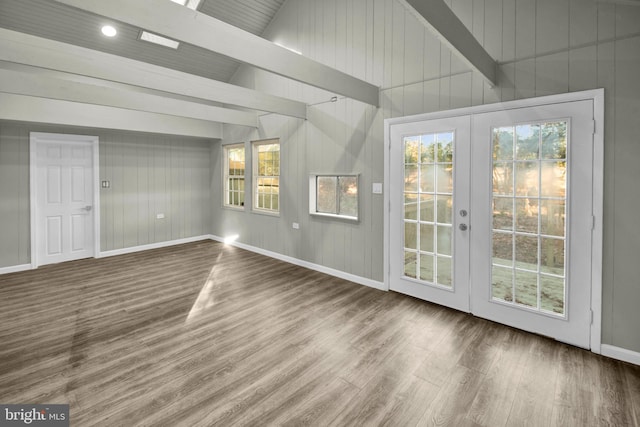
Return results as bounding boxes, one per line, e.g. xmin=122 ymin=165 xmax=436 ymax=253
xmin=214 ymin=0 xmax=640 ymax=353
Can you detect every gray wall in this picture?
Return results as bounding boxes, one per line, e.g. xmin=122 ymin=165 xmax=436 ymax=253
xmin=212 ymin=0 xmax=640 ymax=353
xmin=212 ymin=102 xmax=382 ymax=280
xmin=0 ymin=121 xmax=213 ymax=266
xmin=99 ymin=130 xmax=212 ymax=251
xmin=0 ymin=124 xmax=30 ymax=267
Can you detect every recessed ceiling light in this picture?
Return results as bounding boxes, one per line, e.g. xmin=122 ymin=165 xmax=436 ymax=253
xmin=139 ymin=31 xmax=180 ymax=49
xmin=101 ymin=25 xmax=117 ymax=37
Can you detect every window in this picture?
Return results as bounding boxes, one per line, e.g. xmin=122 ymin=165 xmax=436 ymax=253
xmin=139 ymin=31 xmax=180 ymax=49
xmin=169 ymin=0 xmax=201 ymax=10
xmin=223 ymin=143 xmax=245 ymax=208
xmin=309 ymin=174 xmax=358 ymax=220
xmin=491 ymin=121 xmax=568 ymax=315
xmin=253 ymin=139 xmax=280 ymax=213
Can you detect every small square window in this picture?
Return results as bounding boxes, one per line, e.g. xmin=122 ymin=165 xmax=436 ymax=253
xmin=310 ymin=174 xmax=358 ymax=220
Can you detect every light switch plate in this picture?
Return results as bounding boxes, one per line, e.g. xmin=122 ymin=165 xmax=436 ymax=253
xmin=372 ymin=183 xmax=383 ymax=194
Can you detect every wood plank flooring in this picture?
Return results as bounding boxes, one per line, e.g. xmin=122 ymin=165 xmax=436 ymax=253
xmin=0 ymin=240 xmax=638 ymax=426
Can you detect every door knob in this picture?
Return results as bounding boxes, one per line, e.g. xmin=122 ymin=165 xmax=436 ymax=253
xmin=459 ymin=223 xmax=468 ymax=231
xmin=83 ymin=206 xmax=92 ymax=212
xmin=459 ymin=209 xmax=468 ymax=217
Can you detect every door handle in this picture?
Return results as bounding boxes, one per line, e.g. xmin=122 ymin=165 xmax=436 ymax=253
xmin=459 ymin=223 xmax=468 ymax=231
xmin=83 ymin=206 xmax=93 ymax=212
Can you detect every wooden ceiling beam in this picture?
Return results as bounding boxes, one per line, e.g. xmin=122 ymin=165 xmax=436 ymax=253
xmin=0 ymin=93 xmax=223 ymax=138
xmin=0 ymin=64 xmax=258 ymax=127
xmin=51 ymin=0 xmax=380 ymax=106
xmin=0 ymin=28 xmax=307 ymax=119
xmin=398 ymin=0 xmax=497 ymax=86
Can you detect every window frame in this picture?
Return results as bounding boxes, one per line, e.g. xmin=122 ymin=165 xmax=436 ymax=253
xmin=223 ymin=143 xmax=246 ymax=210
xmin=252 ymin=138 xmax=280 ymax=215
xmin=309 ymin=174 xmax=359 ymax=221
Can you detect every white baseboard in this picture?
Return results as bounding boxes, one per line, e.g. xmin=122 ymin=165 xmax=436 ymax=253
xmin=209 ymin=235 xmax=386 ymax=292
xmin=0 ymin=263 xmax=33 ymax=276
xmin=601 ymin=344 xmax=640 ymax=366
xmin=99 ymin=235 xmax=213 ymax=258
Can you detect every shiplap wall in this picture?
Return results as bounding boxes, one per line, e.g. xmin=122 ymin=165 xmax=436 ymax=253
xmin=99 ymin=131 xmax=212 ymax=251
xmin=0 ymin=121 xmax=212 ymax=266
xmin=0 ymin=124 xmax=30 ymax=267
xmin=215 ymin=0 xmax=640 ymax=352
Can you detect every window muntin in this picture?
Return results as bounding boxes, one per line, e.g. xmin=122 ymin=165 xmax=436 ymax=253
xmin=403 ymin=132 xmax=454 ymax=287
xmin=311 ymin=175 xmax=358 ymax=220
xmin=223 ymin=144 xmax=245 ymax=208
xmin=491 ymin=121 xmax=568 ymax=316
xmin=253 ymin=139 xmax=280 ymax=213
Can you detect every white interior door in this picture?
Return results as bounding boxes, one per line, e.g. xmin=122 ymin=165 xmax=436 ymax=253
xmin=387 ymin=94 xmax=599 ymax=349
xmin=32 ymin=133 xmax=98 ymax=266
xmin=470 ymin=100 xmax=595 ymax=348
xmin=389 ymin=116 xmax=471 ymax=312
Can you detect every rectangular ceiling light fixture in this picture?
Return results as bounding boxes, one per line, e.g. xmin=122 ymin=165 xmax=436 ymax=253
xmin=139 ymin=31 xmax=180 ymax=49
xmin=170 ymin=0 xmax=201 ymax=10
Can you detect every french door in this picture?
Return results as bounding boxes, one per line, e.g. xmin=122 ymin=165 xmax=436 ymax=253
xmin=389 ymin=116 xmax=471 ymax=312
xmin=387 ymin=96 xmax=599 ymax=349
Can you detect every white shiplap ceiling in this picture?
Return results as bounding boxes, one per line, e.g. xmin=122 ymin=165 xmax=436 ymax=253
xmin=0 ymin=0 xmax=287 ymax=83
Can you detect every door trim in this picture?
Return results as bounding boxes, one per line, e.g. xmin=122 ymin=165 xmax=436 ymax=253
xmin=29 ymin=132 xmax=100 ymax=268
xmin=384 ymin=89 xmax=604 ymax=353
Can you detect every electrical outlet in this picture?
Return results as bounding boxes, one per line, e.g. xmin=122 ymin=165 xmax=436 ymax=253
xmin=156 ymin=213 xmax=165 ymax=219
xmin=292 ymin=222 xmax=300 ymax=229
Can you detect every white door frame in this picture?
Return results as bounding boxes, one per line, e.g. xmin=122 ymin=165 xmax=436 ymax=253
xmin=384 ymin=89 xmax=604 ymax=353
xmin=29 ymin=132 xmax=101 ymax=268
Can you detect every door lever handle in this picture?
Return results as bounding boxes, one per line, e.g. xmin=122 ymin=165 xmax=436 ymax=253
xmin=83 ymin=205 xmax=93 ymax=212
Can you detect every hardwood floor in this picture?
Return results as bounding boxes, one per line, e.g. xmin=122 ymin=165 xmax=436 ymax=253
xmin=0 ymin=240 xmax=638 ymax=426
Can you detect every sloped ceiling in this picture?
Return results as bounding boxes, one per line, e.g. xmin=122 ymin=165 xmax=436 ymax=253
xmin=0 ymin=0 xmax=287 ymax=83
xmin=0 ymin=0 xmax=491 ymax=129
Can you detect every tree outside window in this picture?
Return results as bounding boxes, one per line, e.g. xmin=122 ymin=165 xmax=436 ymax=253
xmin=253 ymin=139 xmax=280 ymax=213
xmin=311 ymin=175 xmax=358 ymax=220
xmin=224 ymin=144 xmax=245 ymax=208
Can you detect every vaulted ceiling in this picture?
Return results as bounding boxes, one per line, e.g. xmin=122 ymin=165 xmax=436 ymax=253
xmin=0 ymin=0 xmax=287 ymax=82
xmin=0 ymin=0 xmax=496 ymax=135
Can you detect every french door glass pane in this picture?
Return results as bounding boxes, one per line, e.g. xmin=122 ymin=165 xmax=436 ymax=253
xmin=403 ymin=132 xmax=454 ymax=288
xmin=490 ymin=121 xmax=567 ymax=316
